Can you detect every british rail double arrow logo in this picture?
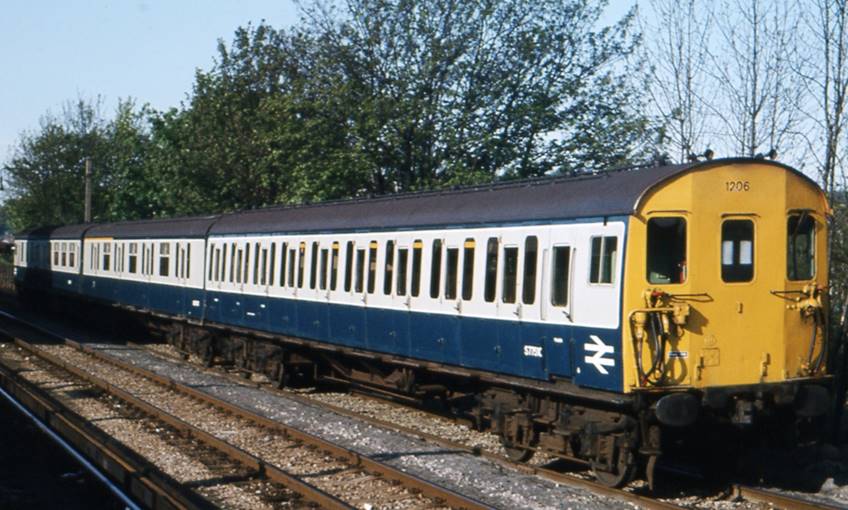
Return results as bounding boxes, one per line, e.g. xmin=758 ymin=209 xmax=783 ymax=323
xmin=584 ymin=335 xmax=615 ymax=375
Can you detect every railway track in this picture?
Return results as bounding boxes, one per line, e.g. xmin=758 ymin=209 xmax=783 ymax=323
xmin=732 ymin=485 xmax=846 ymax=510
xmin=0 ymin=314 xmax=493 ymax=510
xmin=151 ymin=348 xmax=848 ymax=510
xmin=0 ymin=375 xmax=145 ymax=510
xmin=3 ymin=307 xmax=844 ymax=510
xmin=0 ymin=348 xmax=222 ymax=509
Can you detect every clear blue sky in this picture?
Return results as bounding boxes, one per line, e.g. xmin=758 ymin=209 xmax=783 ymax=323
xmin=0 ymin=0 xmax=635 ymax=167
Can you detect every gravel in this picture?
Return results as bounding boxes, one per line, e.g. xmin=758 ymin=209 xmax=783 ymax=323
xmin=0 ymin=347 xmax=282 ymax=510
xmin=71 ymin=342 xmax=645 ymax=510
xmin=36 ymin=344 xmax=433 ymax=510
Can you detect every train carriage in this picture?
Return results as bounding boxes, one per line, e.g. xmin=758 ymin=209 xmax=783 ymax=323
xmin=13 ymin=158 xmax=835 ymax=486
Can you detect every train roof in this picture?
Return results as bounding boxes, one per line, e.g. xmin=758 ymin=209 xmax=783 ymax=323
xmin=17 ymin=224 xmax=92 ymax=240
xmin=84 ymin=215 xmax=220 ymax=239
xmin=16 ymin=158 xmax=822 ymax=240
xmin=209 ymin=162 xmax=694 ymax=235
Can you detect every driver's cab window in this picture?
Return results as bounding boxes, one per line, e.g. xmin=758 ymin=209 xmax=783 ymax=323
xmin=647 ymin=217 xmax=687 ymax=284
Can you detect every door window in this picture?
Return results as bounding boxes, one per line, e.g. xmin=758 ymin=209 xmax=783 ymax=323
xmin=721 ymin=220 xmax=754 ymax=282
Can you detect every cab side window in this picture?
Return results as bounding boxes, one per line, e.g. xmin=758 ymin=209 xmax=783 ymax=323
xmin=647 ymin=218 xmax=687 ymax=284
xmin=787 ymin=214 xmax=815 ymax=281
xmin=721 ymin=220 xmax=754 ymax=282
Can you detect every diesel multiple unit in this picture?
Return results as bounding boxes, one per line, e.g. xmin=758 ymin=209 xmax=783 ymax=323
xmin=14 ymin=158 xmax=834 ymax=486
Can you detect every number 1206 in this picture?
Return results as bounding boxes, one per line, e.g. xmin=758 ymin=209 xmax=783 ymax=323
xmin=726 ymin=180 xmax=750 ymax=192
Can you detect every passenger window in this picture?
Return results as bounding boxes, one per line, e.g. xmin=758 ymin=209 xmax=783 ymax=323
xmin=397 ymin=248 xmax=408 ymax=296
xmin=445 ymin=247 xmax=459 ymax=300
xmin=722 ymin=220 xmax=754 ymax=282
xmin=330 ymin=242 xmax=339 ymax=291
xmin=69 ymin=245 xmax=76 ymax=268
xmin=230 ymin=243 xmax=236 ymax=283
xmin=462 ymin=239 xmax=475 ymax=301
xmin=590 ymin=236 xmax=617 ymax=284
xmin=551 ymin=246 xmax=571 ymax=306
xmin=236 ymin=247 xmax=243 ymax=283
xmin=186 ymin=244 xmax=191 ymax=278
xmin=158 ymin=243 xmax=168 ymax=277
xmin=411 ymin=240 xmax=422 ymax=297
xmin=502 ymin=246 xmax=518 ymax=303
xmin=310 ymin=242 xmax=319 ymax=289
xmin=208 ymin=245 xmax=215 ymax=280
xmin=297 ymin=243 xmax=306 ymax=288
xmin=279 ymin=242 xmax=288 ymax=286
xmin=484 ymin=238 xmax=498 ymax=302
xmin=219 ymin=247 xmax=226 ymax=281
xmin=788 ymin=214 xmax=815 ymax=280
xmin=103 ymin=243 xmax=112 ymax=271
xmin=61 ymin=243 xmax=67 ymax=266
xmin=367 ymin=241 xmax=378 ymax=294
xmin=384 ymin=241 xmax=395 ymax=295
xmin=344 ymin=241 xmax=354 ymax=292
xmin=288 ymin=247 xmax=296 ymax=287
xmin=320 ymin=248 xmax=329 ymax=290
xmin=355 ymin=248 xmax=365 ymax=293
xmin=244 ymin=243 xmax=251 ymax=284
xmin=430 ymin=240 xmax=443 ymax=299
xmin=261 ymin=246 xmax=268 ymax=285
xmin=253 ymin=242 xmax=261 ymax=285
xmin=523 ymin=236 xmax=538 ymax=304
xmin=269 ymin=243 xmax=276 ymax=285
xmin=647 ymin=217 xmax=687 ymax=284
xmin=53 ymin=245 xmax=59 ymax=266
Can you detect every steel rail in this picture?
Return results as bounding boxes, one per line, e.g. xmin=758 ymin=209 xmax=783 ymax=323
xmin=7 ymin=336 xmax=354 ymax=510
xmin=252 ymin=381 xmax=684 ymax=510
xmin=0 ymin=354 xmax=214 ymax=510
xmin=140 ymin=341 xmax=685 ymax=509
xmin=114 ymin=345 xmax=682 ymax=510
xmin=0 ymin=311 xmax=494 ymax=510
xmin=0 ymin=384 xmax=142 ymax=510
xmin=733 ymin=485 xmax=845 ymax=510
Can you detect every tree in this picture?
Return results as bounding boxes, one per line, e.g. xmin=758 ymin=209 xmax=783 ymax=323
xmin=709 ymin=0 xmax=805 ymax=160
xmin=2 ymin=98 xmax=151 ymax=230
xmin=305 ymin=0 xmax=653 ymax=188
xmin=3 ymin=99 xmax=106 ymax=230
xmin=799 ymin=0 xmax=848 ymax=198
xmin=640 ymin=0 xmax=715 ymax=162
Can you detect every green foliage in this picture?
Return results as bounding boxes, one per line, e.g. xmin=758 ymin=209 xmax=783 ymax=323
xmin=3 ymin=0 xmax=655 ymax=227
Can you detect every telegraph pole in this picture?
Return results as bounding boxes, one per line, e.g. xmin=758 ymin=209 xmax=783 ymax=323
xmin=84 ymin=157 xmax=92 ymax=223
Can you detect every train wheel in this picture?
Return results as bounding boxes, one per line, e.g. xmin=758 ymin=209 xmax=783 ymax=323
xmin=592 ymin=436 xmax=636 ymax=487
xmin=501 ymin=439 xmax=534 ymax=463
xmin=591 ymin=446 xmax=637 ymax=487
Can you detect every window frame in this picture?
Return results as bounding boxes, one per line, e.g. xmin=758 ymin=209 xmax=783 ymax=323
xmin=550 ymin=244 xmax=572 ymax=308
xmin=588 ymin=235 xmax=618 ymax=286
xmin=720 ymin=218 xmax=756 ymax=284
xmin=645 ymin=216 xmax=688 ymax=285
xmin=787 ymin=213 xmax=816 ymax=281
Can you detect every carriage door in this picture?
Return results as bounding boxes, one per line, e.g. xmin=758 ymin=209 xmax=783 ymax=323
xmin=542 ymin=233 xmax=574 ymax=378
xmin=493 ymin=229 xmax=543 ymax=376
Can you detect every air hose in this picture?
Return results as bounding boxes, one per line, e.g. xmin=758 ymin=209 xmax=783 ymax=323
xmin=635 ymin=311 xmax=667 ymax=386
xmin=807 ymin=305 xmax=826 ymax=374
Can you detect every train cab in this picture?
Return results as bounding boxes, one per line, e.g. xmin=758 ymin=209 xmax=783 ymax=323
xmin=622 ymin=159 xmax=831 ymax=427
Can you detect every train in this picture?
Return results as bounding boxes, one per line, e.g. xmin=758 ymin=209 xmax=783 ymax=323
xmin=13 ymin=157 xmax=836 ymax=487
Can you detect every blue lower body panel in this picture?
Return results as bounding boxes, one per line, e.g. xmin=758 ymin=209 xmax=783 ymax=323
xmin=19 ymin=269 xmax=624 ymax=392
